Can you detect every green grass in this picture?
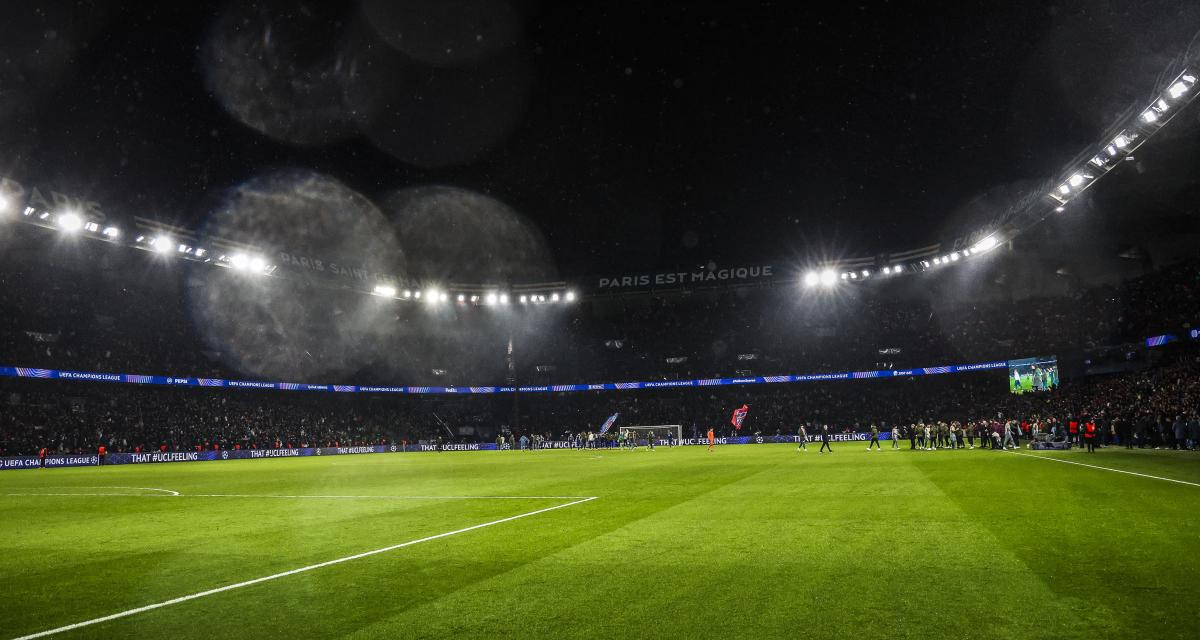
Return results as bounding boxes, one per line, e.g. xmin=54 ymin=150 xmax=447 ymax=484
xmin=3 ymin=444 xmax=1199 ymax=639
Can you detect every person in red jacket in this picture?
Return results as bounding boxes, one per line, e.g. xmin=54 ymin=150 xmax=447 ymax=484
xmin=97 ymin=445 xmax=106 ymax=466
xmin=1068 ymin=418 xmax=1080 ymax=448
xmin=38 ymin=446 xmax=48 ymax=469
xmin=1084 ymin=420 xmax=1098 ymax=453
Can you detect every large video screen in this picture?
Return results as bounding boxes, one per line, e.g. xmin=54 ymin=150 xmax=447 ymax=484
xmin=1008 ymin=356 xmax=1059 ymax=394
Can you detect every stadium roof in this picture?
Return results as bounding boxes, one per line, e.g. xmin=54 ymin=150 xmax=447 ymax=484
xmin=2 ymin=1 xmax=1200 ymax=283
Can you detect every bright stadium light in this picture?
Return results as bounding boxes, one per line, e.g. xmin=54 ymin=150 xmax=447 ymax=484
xmin=950 ymin=252 xmax=960 ymax=261
xmin=565 ymin=290 xmax=576 ymax=302
xmin=153 ymin=235 xmax=172 ymax=253
xmin=849 ymin=272 xmax=858 ymax=280
xmin=372 ymin=284 xmax=397 ymax=297
xmin=551 ymin=293 xmax=560 ymax=302
xmin=803 ymin=271 xmax=820 ymax=287
xmin=882 ymin=266 xmax=891 ymax=274
xmin=819 ymin=269 xmax=837 ymax=287
xmin=1141 ymin=109 xmax=1159 ymax=123
xmin=56 ymin=211 xmax=84 ymax=232
xmin=456 ymin=294 xmax=466 ymax=302
xmin=484 ymin=292 xmax=498 ymax=305
xmin=230 ymin=253 xmax=249 ymax=270
xmin=499 ymin=293 xmax=509 ymax=305
xmin=861 ymin=269 xmax=870 ymax=277
xmin=1068 ymin=173 xmax=1085 ymax=187
xmin=933 ymin=257 xmax=942 ymax=265
xmin=102 ymin=226 xmax=120 ymax=238
xmin=425 ymin=288 xmax=440 ymax=303
xmin=249 ymin=256 xmax=266 ymax=273
xmin=973 ymin=235 xmax=998 ymax=252
xmin=439 ymin=292 xmax=449 ymax=303
xmin=402 ymin=290 xmax=412 ymax=299
xmin=194 ymin=248 xmax=206 ymax=258
xmin=0 ymin=195 xmax=9 ymax=213
xmin=1113 ymin=134 xmax=1130 ymax=149
xmin=414 ymin=290 xmax=422 ymax=300
xmin=519 ymin=294 xmax=528 ymax=304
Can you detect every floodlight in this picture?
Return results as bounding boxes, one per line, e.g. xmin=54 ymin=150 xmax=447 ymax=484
xmin=1068 ymin=173 xmax=1085 ymax=187
xmin=102 ymin=226 xmax=121 ymax=238
xmin=1113 ymin=134 xmax=1129 ymax=148
xmin=1057 ymin=184 xmax=1070 ymax=195
xmin=484 ymin=292 xmax=497 ymax=305
xmin=439 ymin=292 xmax=449 ymax=302
xmin=499 ymin=293 xmax=509 ymax=304
xmin=1141 ymin=109 xmax=1158 ymax=123
xmin=0 ymin=196 xmax=9 ymax=213
xmin=230 ymin=253 xmax=249 ymax=270
xmin=849 ymin=272 xmax=858 ymax=280
xmin=194 ymin=248 xmax=206 ymax=258
xmin=973 ymin=235 xmax=997 ymax=252
xmin=803 ymin=271 xmax=820 ymax=287
xmin=425 ymin=288 xmax=439 ymax=303
xmin=457 ymin=294 xmax=466 ymax=302
xmin=950 ymin=252 xmax=960 ymax=261
xmin=519 ymin=294 xmax=528 ymax=304
xmin=373 ymin=284 xmax=396 ymax=297
xmin=1156 ymin=98 xmax=1169 ymax=112
xmin=1169 ymin=81 xmax=1190 ymax=99
xmin=402 ymin=290 xmax=412 ymax=299
xmin=841 ymin=273 xmax=849 ymax=280
xmin=819 ymin=269 xmax=837 ymax=287
xmin=861 ymin=269 xmax=870 ymax=277
xmin=154 ymin=236 xmax=172 ymax=253
xmin=84 ymin=222 xmax=99 ymax=232
xmin=551 ymin=293 xmax=560 ymax=302
xmin=57 ymin=212 xmax=84 ymax=232
xmin=1105 ymin=145 xmax=1118 ymax=157
xmin=933 ymin=257 xmax=941 ymax=265
xmin=565 ymin=290 xmax=576 ymax=302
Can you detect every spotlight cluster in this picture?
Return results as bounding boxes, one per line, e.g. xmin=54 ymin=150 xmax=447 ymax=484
xmin=369 ymin=284 xmax=575 ymax=308
xmin=1050 ymin=70 xmax=1194 ymax=211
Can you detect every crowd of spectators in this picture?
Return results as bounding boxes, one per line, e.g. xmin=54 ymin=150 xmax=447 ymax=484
xmin=3 ymin=344 xmax=1197 ymax=456
xmin=1 ymin=227 xmax=1199 ymax=457
xmin=2 ymin=225 xmax=1198 ymax=387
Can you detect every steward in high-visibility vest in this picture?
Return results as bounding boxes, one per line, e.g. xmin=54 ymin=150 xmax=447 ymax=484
xmin=1084 ymin=421 xmax=1097 ymax=453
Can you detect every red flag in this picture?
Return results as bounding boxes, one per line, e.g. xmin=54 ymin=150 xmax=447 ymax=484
xmin=731 ymin=404 xmax=749 ymax=430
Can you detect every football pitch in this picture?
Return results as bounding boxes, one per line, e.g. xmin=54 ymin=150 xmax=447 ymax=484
xmin=3 ymin=444 xmax=1198 ymax=639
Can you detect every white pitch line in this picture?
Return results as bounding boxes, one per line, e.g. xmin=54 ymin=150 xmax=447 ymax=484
xmin=4 ymin=486 xmax=180 ymax=497
xmin=4 ymin=492 xmax=591 ymax=500
xmin=12 ymin=496 xmax=598 ymax=640
xmin=183 ymin=494 xmax=595 ymax=500
xmin=1008 ymin=451 xmax=1200 ymax=488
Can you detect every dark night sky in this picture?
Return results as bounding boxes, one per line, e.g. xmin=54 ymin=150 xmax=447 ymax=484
xmin=2 ymin=0 xmax=1199 ymax=280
